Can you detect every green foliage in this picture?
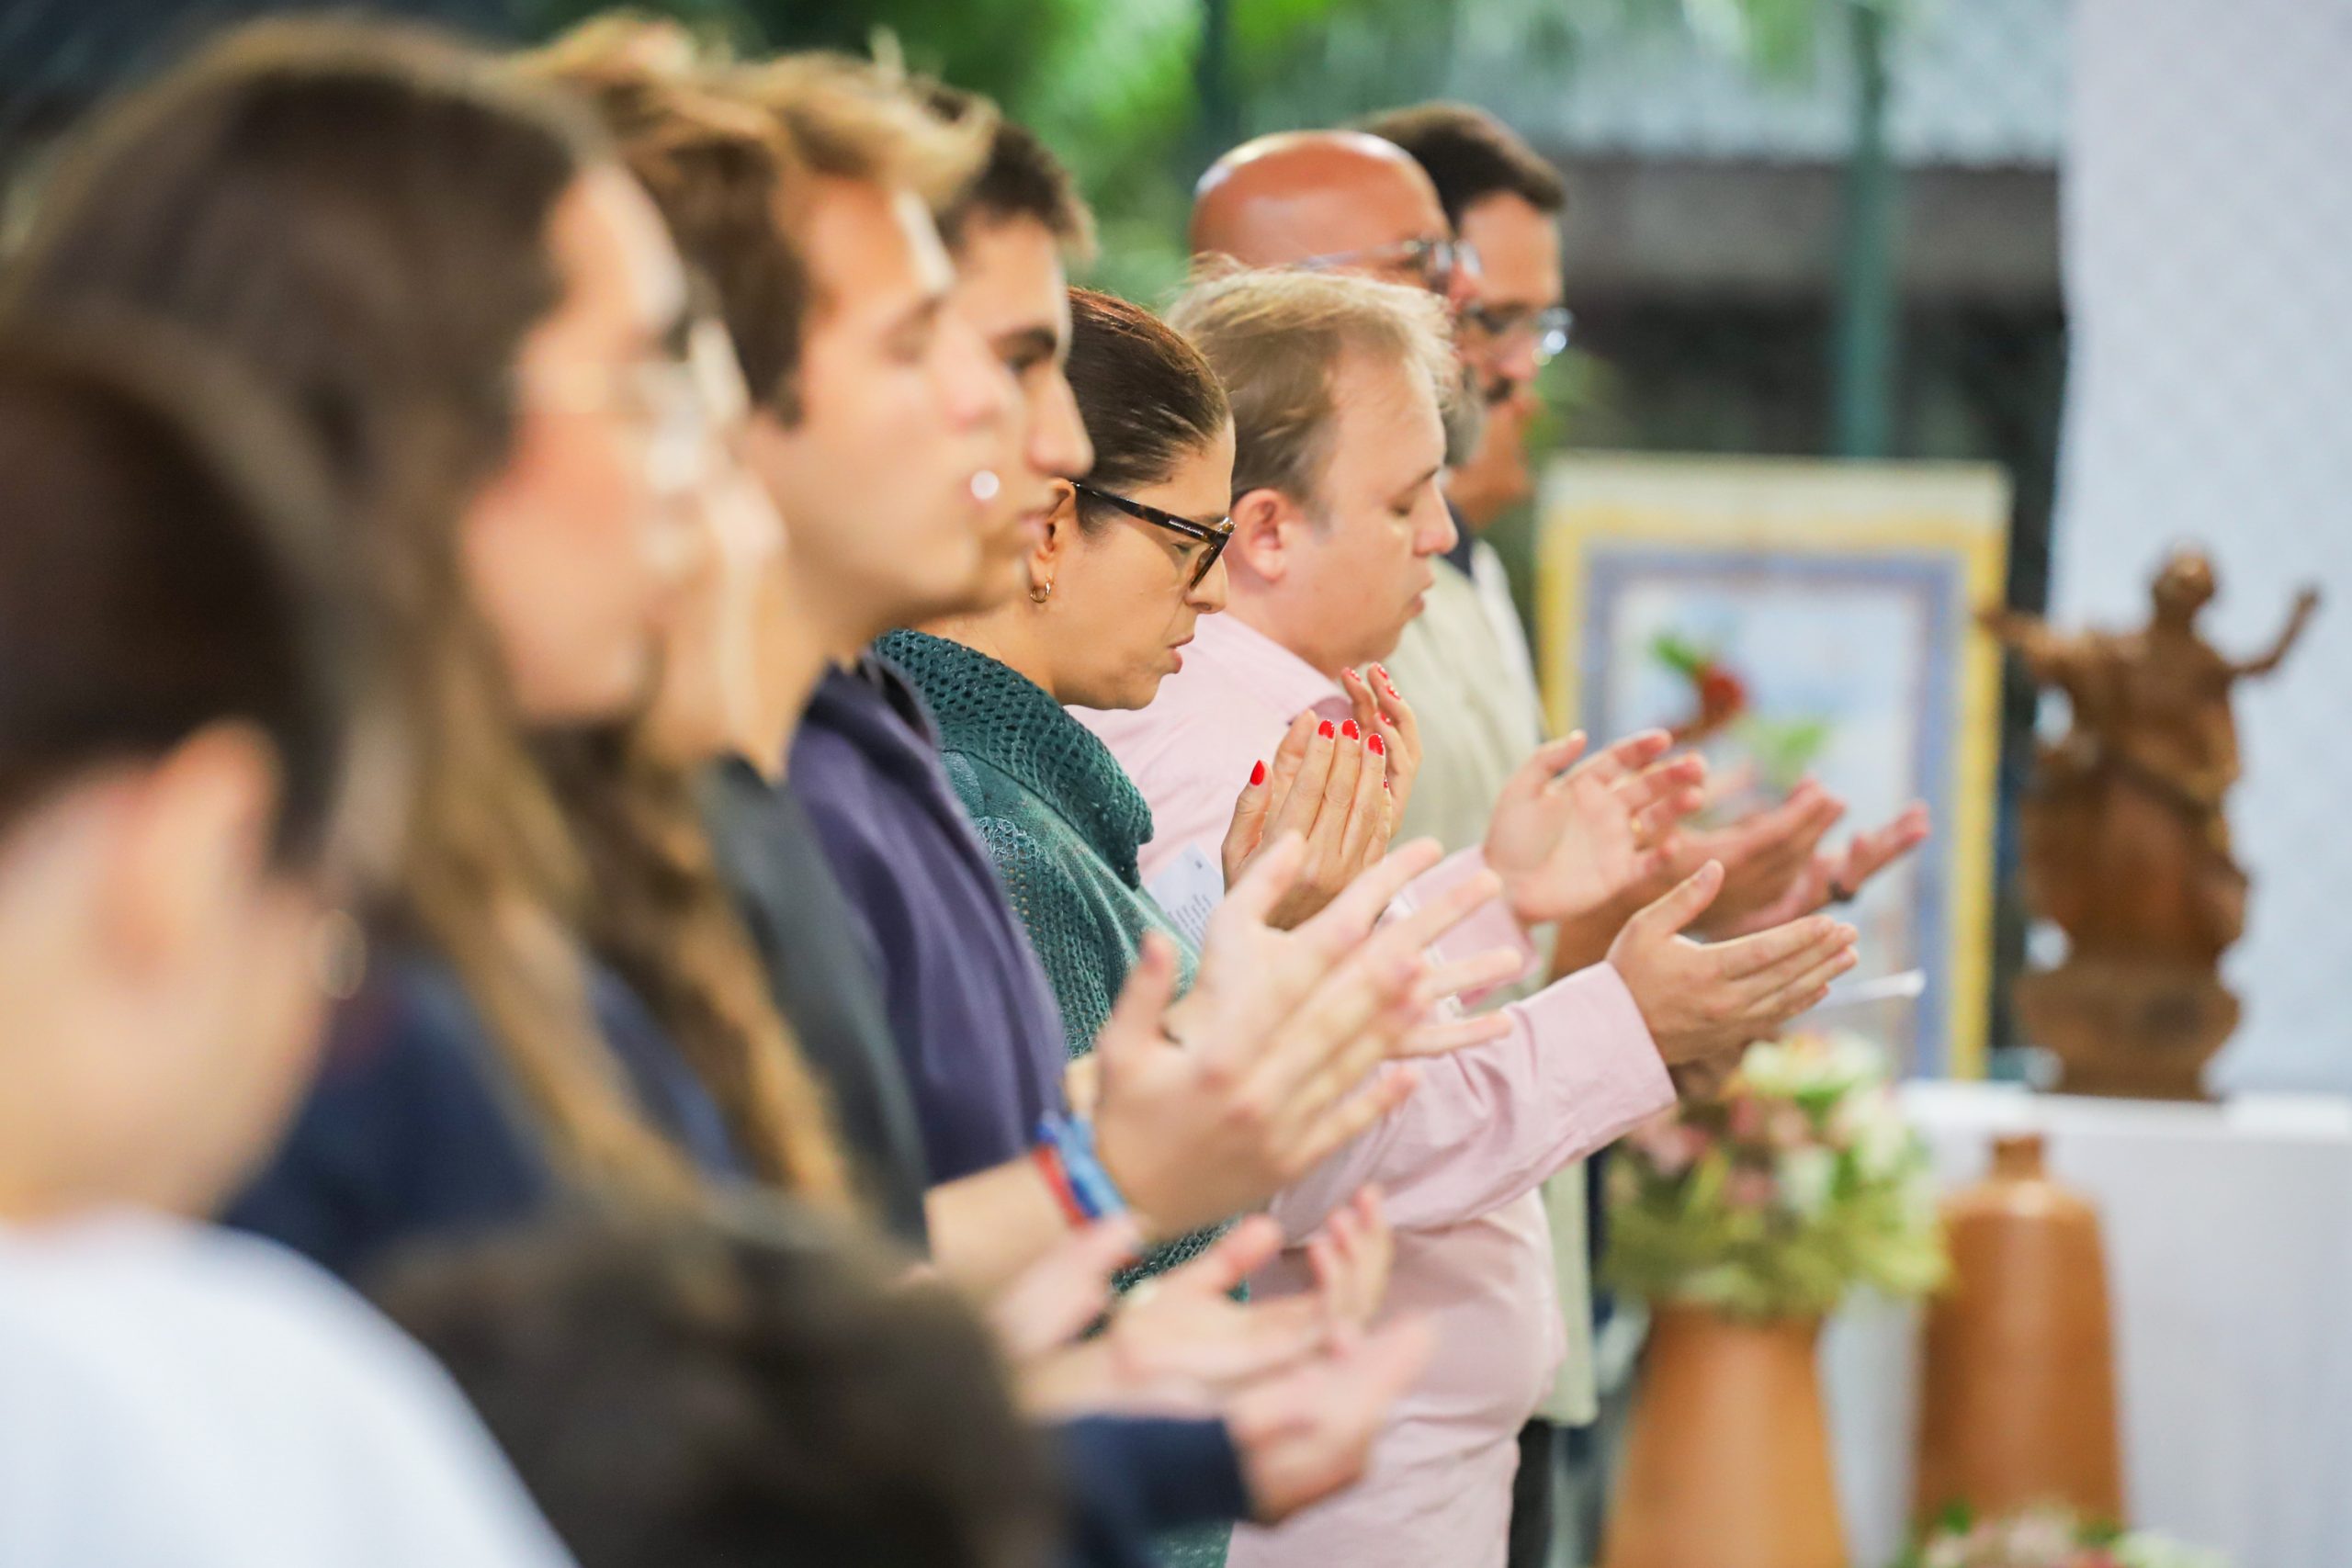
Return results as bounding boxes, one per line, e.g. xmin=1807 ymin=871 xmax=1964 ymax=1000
xmin=508 ymin=0 xmax=1909 ymax=298
xmin=1606 ymin=1032 xmax=1946 ymax=1320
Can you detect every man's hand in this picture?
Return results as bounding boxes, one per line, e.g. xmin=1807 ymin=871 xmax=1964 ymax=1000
xmin=1484 ymin=729 xmax=1706 ymax=930
xmin=1001 ymin=1194 xmax=1400 ymax=1418
xmin=1227 ymin=1316 xmax=1437 ymax=1523
xmin=1606 ymin=862 xmax=1860 ymax=1065
xmin=987 ymin=1216 xmax=1146 ymax=1370
xmin=1094 ymin=838 xmax=1505 ymax=1238
xmin=1709 ymin=801 xmax=1931 ymax=937
xmin=1302 ymin=1184 xmax=1393 ymax=1332
xmin=1222 ymin=711 xmax=1393 ymax=931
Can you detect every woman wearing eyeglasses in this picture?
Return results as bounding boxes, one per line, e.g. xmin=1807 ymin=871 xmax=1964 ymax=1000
xmin=887 ymin=288 xmax=1410 ymax=1069
xmin=879 ymin=288 xmax=1239 ymax=1074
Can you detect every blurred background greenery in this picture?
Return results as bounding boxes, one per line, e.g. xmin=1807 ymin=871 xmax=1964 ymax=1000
xmin=517 ymin=0 xmax=1894 ymax=304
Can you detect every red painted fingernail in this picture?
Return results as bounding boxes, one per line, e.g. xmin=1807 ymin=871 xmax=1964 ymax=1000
xmin=1368 ymin=733 xmax=1385 ymax=756
xmin=1250 ymin=759 xmax=1267 ymax=786
xmin=1317 ymin=719 xmax=1336 ymax=739
xmin=1343 ymin=667 xmax=1359 ymax=682
xmin=1341 ymin=718 xmax=1361 ymax=741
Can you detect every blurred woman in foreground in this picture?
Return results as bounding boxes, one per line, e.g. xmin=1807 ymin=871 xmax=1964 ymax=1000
xmin=5 ymin=17 xmax=845 ymax=1278
xmin=0 ymin=322 xmax=574 ymax=1567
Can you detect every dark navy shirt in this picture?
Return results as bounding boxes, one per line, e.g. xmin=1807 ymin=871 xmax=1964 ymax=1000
xmin=789 ymin=656 xmax=1070 ymax=1183
xmin=226 ymin=945 xmax=746 ymax=1283
xmin=703 ymin=756 xmax=932 ymax=1247
xmin=1058 ymin=1416 xmax=1250 ymax=1568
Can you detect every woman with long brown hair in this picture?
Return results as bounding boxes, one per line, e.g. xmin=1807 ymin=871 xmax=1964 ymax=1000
xmin=4 ymin=16 xmax=846 ymax=1276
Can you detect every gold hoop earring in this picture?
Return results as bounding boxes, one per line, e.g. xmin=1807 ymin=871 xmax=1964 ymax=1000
xmin=1030 ymin=577 xmax=1054 ymax=605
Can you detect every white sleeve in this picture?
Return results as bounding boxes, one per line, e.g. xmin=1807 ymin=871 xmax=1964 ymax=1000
xmin=0 ymin=1220 xmax=577 ymax=1568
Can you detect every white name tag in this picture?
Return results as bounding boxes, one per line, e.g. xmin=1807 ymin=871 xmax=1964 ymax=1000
xmin=1144 ymin=843 xmax=1226 ymax=951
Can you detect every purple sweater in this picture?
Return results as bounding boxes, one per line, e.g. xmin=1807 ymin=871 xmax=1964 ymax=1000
xmin=789 ymin=657 xmax=1071 ymax=1183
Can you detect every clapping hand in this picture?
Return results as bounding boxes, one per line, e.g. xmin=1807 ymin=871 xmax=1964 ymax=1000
xmin=1706 ymin=800 xmax=1931 ymax=937
xmin=1483 ymin=729 xmax=1708 ymax=932
xmin=988 ymin=1188 xmax=1428 ymax=1527
xmin=1342 ymin=663 xmax=1420 ymax=819
xmin=1627 ymin=779 xmax=1928 ymax=938
xmin=1226 ymin=1314 xmax=1434 ymax=1522
xmin=1091 ymin=836 xmax=1510 ymax=1240
xmin=1001 ymin=1188 xmax=1398 ymax=1416
xmin=1606 ymin=860 xmax=1860 ymax=1068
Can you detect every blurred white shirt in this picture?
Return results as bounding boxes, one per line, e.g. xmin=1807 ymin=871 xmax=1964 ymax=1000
xmin=0 ymin=1210 xmax=576 ymax=1568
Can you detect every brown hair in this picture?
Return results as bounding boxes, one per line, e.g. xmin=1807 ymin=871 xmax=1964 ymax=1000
xmin=922 ymin=81 xmax=1094 ymax=260
xmin=375 ymin=1203 xmax=1057 ymax=1568
xmin=0 ymin=321 xmax=354 ymax=866
xmin=1357 ymin=101 xmax=1566 ymax=228
xmin=539 ymin=730 xmax=849 ymax=1200
xmin=1167 ymin=266 xmax=1455 ymax=513
xmin=526 ymin=20 xmax=988 ymax=420
xmin=6 ymin=17 xmax=839 ymax=1209
xmin=1062 ymin=288 xmax=1227 ymax=530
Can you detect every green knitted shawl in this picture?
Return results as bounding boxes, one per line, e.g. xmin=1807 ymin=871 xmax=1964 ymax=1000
xmin=881 ymin=630 xmax=1227 ymax=1290
xmin=878 ymin=630 xmax=1200 ymax=1062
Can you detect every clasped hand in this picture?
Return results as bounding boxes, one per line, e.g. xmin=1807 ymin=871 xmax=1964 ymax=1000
xmin=1220 ymin=666 xmax=1420 ymax=931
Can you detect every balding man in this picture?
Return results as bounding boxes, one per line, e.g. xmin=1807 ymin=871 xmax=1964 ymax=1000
xmin=1191 ymin=130 xmax=1483 ymax=310
xmin=1189 ymin=128 xmax=1538 ymax=865
xmin=1182 ymin=112 xmax=1930 ymax=1568
xmin=1191 ymin=133 xmax=1605 ymax=1568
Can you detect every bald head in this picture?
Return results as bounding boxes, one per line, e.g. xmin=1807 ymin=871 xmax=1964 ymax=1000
xmin=1191 ymin=130 xmax=1451 ymax=276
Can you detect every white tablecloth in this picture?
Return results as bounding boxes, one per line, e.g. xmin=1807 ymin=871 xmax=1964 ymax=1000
xmin=1821 ymin=1081 xmax=2352 ymax=1568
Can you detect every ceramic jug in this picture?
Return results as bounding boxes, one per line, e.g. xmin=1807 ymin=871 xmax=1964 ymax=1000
xmin=1604 ymin=1304 xmax=1846 ymax=1568
xmin=1914 ymin=1131 xmax=2123 ymax=1525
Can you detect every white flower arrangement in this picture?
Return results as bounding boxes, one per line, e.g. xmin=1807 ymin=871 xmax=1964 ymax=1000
xmin=1609 ymin=1031 xmax=1946 ymax=1320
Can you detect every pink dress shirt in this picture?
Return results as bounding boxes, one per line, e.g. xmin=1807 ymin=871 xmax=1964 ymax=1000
xmin=1075 ymin=611 xmax=1675 ymax=1568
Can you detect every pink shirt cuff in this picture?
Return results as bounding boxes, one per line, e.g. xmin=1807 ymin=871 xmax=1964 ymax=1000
xmin=1266 ymin=960 xmax=1676 ymax=1239
xmin=1511 ymin=962 xmax=1677 ymax=1140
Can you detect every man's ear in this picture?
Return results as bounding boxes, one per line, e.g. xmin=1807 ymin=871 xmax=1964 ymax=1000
xmin=1227 ymin=487 xmax=1300 ymax=584
xmin=100 ymin=724 xmax=280 ymax=980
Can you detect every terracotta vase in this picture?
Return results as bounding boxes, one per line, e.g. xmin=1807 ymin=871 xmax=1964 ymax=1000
xmin=1914 ymin=1132 xmax=2123 ymax=1526
xmin=1603 ymin=1305 xmax=1846 ymax=1568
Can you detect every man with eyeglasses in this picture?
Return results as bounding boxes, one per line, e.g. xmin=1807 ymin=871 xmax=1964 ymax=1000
xmin=1191 ymin=130 xmax=1485 ymax=310
xmin=1189 ymin=125 xmax=1553 ymax=870
xmin=1365 ymin=101 xmax=1930 ymax=939
xmin=1193 ymin=121 xmax=1605 ymax=1568
xmin=1348 ymin=100 xmax=1613 ymax=1568
xmin=1189 ymin=108 xmax=1928 ymax=1568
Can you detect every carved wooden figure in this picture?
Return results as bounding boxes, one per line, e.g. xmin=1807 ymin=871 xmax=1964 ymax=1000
xmin=1981 ymin=551 xmax=2317 ymax=1096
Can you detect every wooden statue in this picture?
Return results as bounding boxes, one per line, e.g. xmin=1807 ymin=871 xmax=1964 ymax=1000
xmin=1981 ymin=549 xmax=2318 ymax=1096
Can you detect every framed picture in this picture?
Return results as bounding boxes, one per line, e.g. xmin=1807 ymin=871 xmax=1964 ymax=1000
xmin=1536 ymin=454 xmax=2009 ymax=1077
